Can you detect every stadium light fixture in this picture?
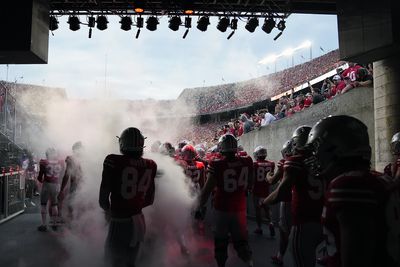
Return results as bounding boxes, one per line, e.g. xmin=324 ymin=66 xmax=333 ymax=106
xmin=197 ymin=16 xmax=210 ymax=32
xmin=259 ymin=54 xmax=277 ymax=64
xmin=231 ymin=18 xmax=238 ymax=30
xmin=283 ymin=48 xmax=294 ymax=56
xmin=169 ymin=16 xmax=182 ymax=31
xmin=146 ymin=16 xmax=159 ymax=31
xmin=120 ymin=16 xmax=132 ymax=31
xmin=301 ymin=40 xmax=312 ymax=48
xmin=88 ymin=16 xmax=95 ymax=27
xmin=277 ymin=20 xmax=286 ymax=31
xmin=217 ymin=17 xmax=230 ymax=32
xmin=245 ymin=17 xmax=259 ymax=33
xmin=274 ymin=31 xmax=283 ymax=41
xmin=227 ymin=18 xmax=238 ymax=40
xmin=96 ymin=15 xmax=108 ymax=31
xmin=88 ymin=16 xmax=95 ymax=38
xmin=67 ymin=15 xmax=80 ymax=31
xmin=262 ymin=18 xmax=275 ymax=34
xmin=49 ymin=16 xmax=59 ymax=31
xmin=183 ymin=17 xmax=192 ymax=39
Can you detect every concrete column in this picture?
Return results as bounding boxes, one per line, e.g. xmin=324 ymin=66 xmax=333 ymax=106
xmin=374 ymin=56 xmax=400 ymax=171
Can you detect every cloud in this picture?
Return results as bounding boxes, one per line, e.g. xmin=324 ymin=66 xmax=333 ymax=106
xmin=2 ymin=14 xmax=338 ymax=100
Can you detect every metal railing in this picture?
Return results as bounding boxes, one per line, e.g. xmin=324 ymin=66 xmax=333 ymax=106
xmin=0 ymin=170 xmax=25 ymax=224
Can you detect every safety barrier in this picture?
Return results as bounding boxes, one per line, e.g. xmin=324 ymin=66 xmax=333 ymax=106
xmin=0 ymin=170 xmax=25 ymax=224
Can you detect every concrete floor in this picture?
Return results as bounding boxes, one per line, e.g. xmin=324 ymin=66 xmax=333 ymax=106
xmin=0 ymin=198 xmax=323 ymax=267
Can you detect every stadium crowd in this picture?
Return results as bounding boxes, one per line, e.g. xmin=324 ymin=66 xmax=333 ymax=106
xmin=179 ymin=50 xmax=340 ymax=114
xmin=176 ymin=59 xmax=373 ymax=148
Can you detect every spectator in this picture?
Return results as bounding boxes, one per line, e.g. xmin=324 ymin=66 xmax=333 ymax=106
xmin=330 ymin=74 xmax=346 ymax=97
xmin=240 ymin=113 xmax=255 ymax=134
xmin=233 ymin=120 xmax=244 ymax=137
xmin=311 ymin=87 xmax=325 ymax=104
xmin=261 ymin=109 xmax=276 ymax=126
xmin=303 ymin=93 xmax=313 ymax=109
xmin=341 ymin=68 xmax=373 ymax=94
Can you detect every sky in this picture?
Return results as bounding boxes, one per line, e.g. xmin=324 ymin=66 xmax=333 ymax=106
xmin=1 ymin=14 xmax=338 ymax=100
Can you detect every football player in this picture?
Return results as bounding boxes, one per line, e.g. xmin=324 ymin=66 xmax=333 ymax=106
xmin=37 ymin=148 xmax=64 ymax=231
xmin=99 ymin=127 xmax=157 ymax=267
xmin=57 ymin=141 xmax=83 ymax=223
xmin=267 ymin=140 xmax=293 ymax=266
xmin=251 ymin=145 xmax=275 ymax=237
xmin=178 ymin=144 xmax=206 ymax=236
xmin=237 ymin=145 xmax=248 ymax=157
xmin=262 ymin=126 xmax=324 ymax=267
xmin=306 ymin=115 xmax=400 ymax=267
xmin=196 ymin=134 xmax=254 ymax=267
xmin=384 ymin=132 xmax=400 ymax=180
xmin=179 ymin=144 xmax=206 ymax=197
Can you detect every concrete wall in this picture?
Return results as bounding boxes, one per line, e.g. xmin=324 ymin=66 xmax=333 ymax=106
xmin=239 ymin=86 xmax=376 ymax=168
xmin=373 ymin=58 xmax=400 ymax=171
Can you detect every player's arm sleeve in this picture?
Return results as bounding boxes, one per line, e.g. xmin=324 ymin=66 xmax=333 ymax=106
xmin=99 ymin=157 xmax=112 ymax=211
xmin=198 ymin=163 xmax=217 ymax=208
xmin=267 ymin=165 xmax=283 ymax=184
xmin=263 ymin=161 xmax=295 ymax=205
xmin=37 ymin=163 xmax=45 ymax=182
xmin=60 ymin=158 xmax=71 ymax=192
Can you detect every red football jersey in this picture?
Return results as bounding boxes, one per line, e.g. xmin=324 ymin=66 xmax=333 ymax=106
xmin=252 ymin=160 xmax=275 ymax=197
xmin=384 ymin=158 xmax=400 ymax=178
xmin=39 ymin=159 xmax=64 ymax=183
xmin=342 ymin=65 xmax=362 ymax=82
xmin=321 ymin=171 xmax=397 ymax=267
xmin=100 ymin=154 xmax=157 ymax=218
xmin=284 ymin=155 xmax=324 ymax=225
xmin=179 ymin=160 xmax=206 ymax=189
xmin=208 ymin=155 xmax=253 ymax=212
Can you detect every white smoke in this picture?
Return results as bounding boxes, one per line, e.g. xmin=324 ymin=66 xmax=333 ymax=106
xmin=16 ymin=87 xmax=210 ymax=267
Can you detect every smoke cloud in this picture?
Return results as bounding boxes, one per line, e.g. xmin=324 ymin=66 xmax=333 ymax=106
xmin=17 ymin=88 xmax=213 ymax=266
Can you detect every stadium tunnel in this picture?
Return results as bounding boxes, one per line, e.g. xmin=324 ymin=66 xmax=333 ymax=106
xmin=0 ymin=1 xmax=399 ymax=265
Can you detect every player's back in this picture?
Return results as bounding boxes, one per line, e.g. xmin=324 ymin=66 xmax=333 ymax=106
xmin=284 ymin=154 xmax=324 ymax=225
xmin=323 ymin=170 xmax=399 ymax=267
xmin=209 ymin=155 xmax=253 ymax=212
xmin=253 ymin=159 xmax=275 ymax=197
xmin=103 ymin=154 xmax=157 ymax=218
xmin=39 ymin=159 xmax=64 ymax=183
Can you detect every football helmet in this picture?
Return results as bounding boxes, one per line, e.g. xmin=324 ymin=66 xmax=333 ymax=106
xmin=159 ymin=142 xmax=175 ymax=156
xmin=118 ymin=127 xmax=145 ymax=154
xmin=217 ymin=134 xmax=238 ymax=153
xmin=291 ymin=125 xmax=312 ymax=153
xmin=45 ymin=147 xmax=57 ymax=160
xmin=178 ymin=139 xmax=189 ymax=149
xmin=72 ymin=141 xmax=82 ymax=151
xmin=181 ymin=144 xmax=197 ymax=161
xmin=151 ymin=140 xmax=162 ymax=153
xmin=281 ymin=139 xmax=292 ymax=158
xmin=195 ymin=147 xmax=206 ymax=159
xmin=253 ymin=146 xmax=267 ymax=159
xmin=306 ymin=115 xmax=371 ymax=174
xmin=390 ymin=132 xmax=400 ymax=155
